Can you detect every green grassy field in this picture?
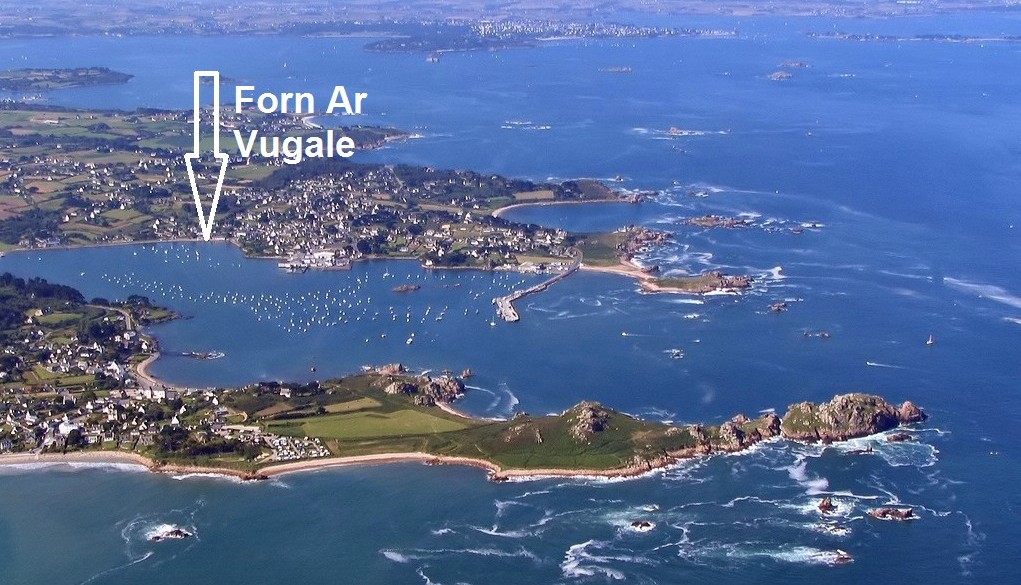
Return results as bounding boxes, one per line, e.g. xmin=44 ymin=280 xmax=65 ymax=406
xmin=324 ymin=397 xmax=382 ymax=413
xmin=268 ymin=408 xmax=466 ymax=439
xmin=576 ymin=232 xmax=624 ymax=266
xmin=513 ymin=189 xmax=556 ymax=201
xmin=35 ymin=311 xmax=84 ymax=326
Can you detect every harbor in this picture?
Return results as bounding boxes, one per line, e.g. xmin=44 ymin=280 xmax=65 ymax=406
xmin=494 ymin=250 xmax=581 ymax=322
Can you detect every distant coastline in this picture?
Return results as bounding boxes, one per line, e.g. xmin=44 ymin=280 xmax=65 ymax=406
xmin=0 ymin=67 xmax=133 ymax=92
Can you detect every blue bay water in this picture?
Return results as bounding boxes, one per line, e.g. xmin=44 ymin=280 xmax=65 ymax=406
xmin=1 ymin=14 xmax=1019 ymax=584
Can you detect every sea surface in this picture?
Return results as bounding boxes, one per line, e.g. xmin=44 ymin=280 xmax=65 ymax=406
xmin=1 ymin=13 xmax=1019 ymax=584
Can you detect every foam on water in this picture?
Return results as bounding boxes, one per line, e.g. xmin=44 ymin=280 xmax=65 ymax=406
xmin=560 ymin=540 xmax=627 ymax=580
xmin=944 ymin=276 xmax=1021 ymax=310
xmin=170 ymin=472 xmax=247 ymax=483
xmin=0 ymin=461 xmax=148 ymax=475
xmin=381 ymin=550 xmax=411 ymax=563
xmin=415 ymin=567 xmax=441 ymax=585
xmin=786 ymin=456 xmax=831 ymax=495
xmin=827 ymin=432 xmax=939 ymax=468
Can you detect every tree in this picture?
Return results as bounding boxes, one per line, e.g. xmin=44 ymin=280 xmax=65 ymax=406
xmin=65 ymin=428 xmax=87 ymax=450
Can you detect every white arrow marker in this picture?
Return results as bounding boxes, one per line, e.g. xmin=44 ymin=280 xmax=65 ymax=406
xmin=185 ymin=70 xmax=229 ymax=241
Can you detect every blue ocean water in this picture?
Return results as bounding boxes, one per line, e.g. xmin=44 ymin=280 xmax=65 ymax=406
xmin=1 ymin=14 xmax=1019 ymax=584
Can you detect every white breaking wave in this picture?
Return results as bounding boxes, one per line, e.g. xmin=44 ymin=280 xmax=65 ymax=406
xmin=0 ymin=461 xmax=147 ymax=475
xmin=676 ymin=540 xmax=853 ymax=566
xmin=944 ymin=276 xmax=1021 ymax=310
xmin=826 ymin=430 xmax=939 ymax=468
xmin=865 ymin=361 xmax=905 ymax=369
xmin=170 ymin=472 xmax=246 ymax=483
xmin=560 ymin=540 xmax=627 ymax=580
xmin=77 ymin=551 xmax=155 ymax=585
xmin=786 ymin=456 xmax=830 ymax=495
xmin=416 ymin=568 xmax=440 ymax=585
xmin=381 ymin=550 xmax=411 ymax=563
xmin=664 ymin=298 xmax=705 ymax=305
xmin=383 ymin=546 xmax=538 ymax=564
xmin=471 ymin=525 xmax=534 ymax=539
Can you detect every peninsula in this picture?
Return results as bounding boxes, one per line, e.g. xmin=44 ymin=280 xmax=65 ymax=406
xmin=0 ymin=362 xmax=928 ymax=480
xmin=574 ymin=226 xmax=752 ymax=294
xmin=0 ymin=103 xmax=754 ymax=316
xmin=0 ymin=68 xmax=133 ymax=92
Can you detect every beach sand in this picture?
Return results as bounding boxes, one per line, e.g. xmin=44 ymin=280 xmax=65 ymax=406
xmin=0 ymin=448 xmax=678 ymax=482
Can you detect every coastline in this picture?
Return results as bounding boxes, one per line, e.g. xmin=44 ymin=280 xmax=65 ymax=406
xmin=0 ymin=389 xmax=926 ymax=483
xmin=581 ymin=260 xmax=742 ymax=295
xmin=0 ymin=448 xmax=682 ymax=482
xmin=490 ymin=198 xmax=624 ymax=219
xmin=3 ymin=237 xmax=210 ymax=255
xmin=0 ymin=199 xmax=754 ymax=483
xmin=5 ymin=354 xmax=686 ymax=482
xmin=579 ymin=260 xmax=651 ymax=281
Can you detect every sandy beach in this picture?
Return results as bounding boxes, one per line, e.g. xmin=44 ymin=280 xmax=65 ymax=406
xmin=490 ymin=198 xmax=624 ymax=218
xmin=435 ymin=400 xmax=476 ymax=420
xmin=0 ymin=450 xmax=152 ymax=469
xmin=0 ymin=448 xmax=681 ymax=482
xmin=579 ymin=261 xmax=652 ymax=281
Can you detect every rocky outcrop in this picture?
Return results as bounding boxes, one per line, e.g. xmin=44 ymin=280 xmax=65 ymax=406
xmin=780 ymin=393 xmax=927 ymax=443
xmin=697 ymin=271 xmax=752 ymax=292
xmin=374 ymin=369 xmax=466 ymax=406
xmin=707 ymin=412 xmax=783 ymax=453
xmin=886 ymin=432 xmax=913 ymax=443
xmin=384 ymin=381 xmax=417 ymax=395
xmin=685 ymin=215 xmax=753 ymax=229
xmin=149 ymin=526 xmax=193 ymax=542
xmin=569 ymin=402 xmax=609 ymax=443
xmin=629 ymin=520 xmax=655 ymax=532
xmin=717 ymin=421 xmax=745 ymax=451
xmin=898 ymin=401 xmax=926 ymax=424
xmin=421 ymin=376 xmax=465 ymax=403
xmin=868 ymin=507 xmax=914 ymax=521
xmin=376 ymin=363 xmax=406 ymax=376
xmin=618 ymin=226 xmax=673 ymax=260
xmin=818 ymin=497 xmax=836 ymax=513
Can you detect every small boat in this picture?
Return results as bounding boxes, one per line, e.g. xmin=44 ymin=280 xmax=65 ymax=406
xmin=926 ymin=334 xmax=935 ymax=346
xmin=406 ymin=334 xmax=415 ymax=345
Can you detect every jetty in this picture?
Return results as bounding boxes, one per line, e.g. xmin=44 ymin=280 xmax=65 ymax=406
xmin=494 ymin=249 xmax=580 ymax=322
